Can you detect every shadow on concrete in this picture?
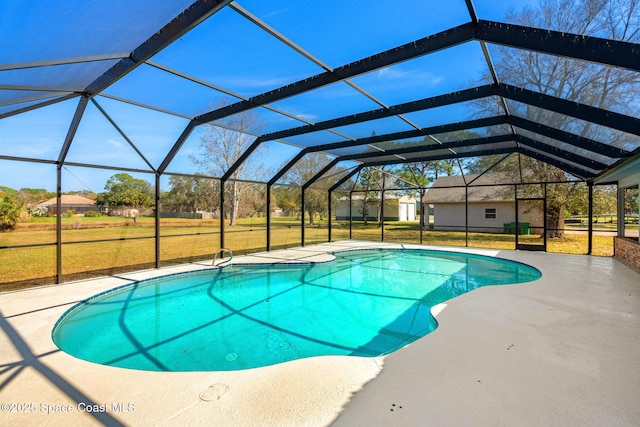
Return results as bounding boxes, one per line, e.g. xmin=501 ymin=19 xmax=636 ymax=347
xmin=0 ymin=309 xmax=126 ymax=426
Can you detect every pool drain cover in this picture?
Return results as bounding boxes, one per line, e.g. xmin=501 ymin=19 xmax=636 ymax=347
xmin=200 ymin=383 xmax=229 ymax=402
xmin=226 ymin=352 xmax=238 ymax=361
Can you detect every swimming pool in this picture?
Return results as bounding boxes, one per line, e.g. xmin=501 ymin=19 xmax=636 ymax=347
xmin=52 ymin=249 xmax=541 ymax=371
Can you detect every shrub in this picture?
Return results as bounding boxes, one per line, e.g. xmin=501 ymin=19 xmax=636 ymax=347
xmin=84 ymin=210 xmax=101 ymax=217
xmin=64 ymin=210 xmax=76 ymax=218
xmin=31 ymin=206 xmax=49 ymax=217
xmin=0 ymin=195 xmax=23 ymax=232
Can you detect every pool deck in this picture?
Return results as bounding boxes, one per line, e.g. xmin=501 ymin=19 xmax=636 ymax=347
xmin=1 ymin=240 xmax=639 ymax=426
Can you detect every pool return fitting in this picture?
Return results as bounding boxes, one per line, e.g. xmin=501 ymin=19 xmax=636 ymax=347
xmin=212 ymin=248 xmax=233 ymax=267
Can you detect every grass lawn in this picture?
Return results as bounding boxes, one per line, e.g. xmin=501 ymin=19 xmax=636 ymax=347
xmin=0 ymin=216 xmax=616 ymax=291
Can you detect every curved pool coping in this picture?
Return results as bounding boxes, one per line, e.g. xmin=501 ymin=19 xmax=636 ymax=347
xmin=52 ymin=246 xmax=541 ymax=356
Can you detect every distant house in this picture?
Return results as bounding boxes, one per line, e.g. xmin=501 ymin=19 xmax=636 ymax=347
xmin=32 ymin=195 xmax=97 ymax=215
xmin=423 ymin=174 xmax=543 ymax=233
xmin=336 ymin=194 xmax=416 ymax=221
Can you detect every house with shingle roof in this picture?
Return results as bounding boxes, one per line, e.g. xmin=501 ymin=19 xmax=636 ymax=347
xmin=32 ymin=195 xmax=97 ymax=215
xmin=423 ymin=174 xmax=543 ymax=233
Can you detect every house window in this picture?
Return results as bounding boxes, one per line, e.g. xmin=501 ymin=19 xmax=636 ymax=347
xmin=485 ymin=208 xmax=497 ymax=220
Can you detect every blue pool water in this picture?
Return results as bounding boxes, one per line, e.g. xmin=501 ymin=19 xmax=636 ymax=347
xmin=52 ymin=249 xmax=540 ymax=371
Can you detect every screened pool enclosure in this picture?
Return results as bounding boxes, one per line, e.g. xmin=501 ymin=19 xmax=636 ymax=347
xmin=1 ymin=0 xmax=639 ymax=288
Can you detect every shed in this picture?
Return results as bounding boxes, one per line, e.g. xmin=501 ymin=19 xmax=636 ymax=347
xmin=336 ymin=194 xmax=416 ymax=221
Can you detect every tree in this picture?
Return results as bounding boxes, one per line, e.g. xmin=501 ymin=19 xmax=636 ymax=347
xmin=497 ymin=0 xmax=639 ymax=114
xmin=13 ymin=188 xmax=56 ymax=205
xmin=0 ymin=186 xmax=17 ymax=196
xmin=397 ymin=163 xmax=432 ymax=189
xmin=272 ymin=185 xmax=299 ymax=217
xmin=473 ymin=0 xmax=640 ymax=237
xmin=244 ymin=184 xmax=267 ymax=217
xmin=191 ymin=101 xmax=267 ymax=226
xmin=623 ymin=186 xmax=639 ymax=218
xmin=356 ymin=167 xmax=388 ymax=225
xmin=96 ymin=173 xmax=153 ymax=209
xmin=565 ymin=184 xmax=617 ymax=216
xmin=592 ymin=185 xmax=619 ymax=217
xmin=282 ymin=152 xmax=336 ymax=225
xmin=397 ymin=162 xmax=434 ymax=228
xmin=304 ymin=187 xmax=327 ymax=225
xmin=0 ymin=194 xmax=23 ymax=232
xmin=64 ymin=189 xmax=96 ymax=200
xmin=161 ymin=175 xmax=218 ymax=213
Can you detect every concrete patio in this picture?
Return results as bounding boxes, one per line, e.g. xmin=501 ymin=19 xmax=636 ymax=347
xmin=1 ymin=240 xmax=639 ymax=426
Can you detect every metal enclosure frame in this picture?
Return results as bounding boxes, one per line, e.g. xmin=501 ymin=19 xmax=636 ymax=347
xmin=1 ymin=0 xmax=638 ymax=285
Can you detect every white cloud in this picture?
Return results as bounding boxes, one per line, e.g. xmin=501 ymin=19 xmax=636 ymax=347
xmin=106 ymin=138 xmax=124 ymax=148
xmin=262 ymin=7 xmax=290 ymax=20
xmin=376 ymin=67 xmax=444 ymax=87
xmin=295 ymin=113 xmax=320 ymax=122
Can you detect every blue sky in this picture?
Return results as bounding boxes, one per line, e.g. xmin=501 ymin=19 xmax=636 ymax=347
xmin=0 ymin=0 xmax=539 ymax=194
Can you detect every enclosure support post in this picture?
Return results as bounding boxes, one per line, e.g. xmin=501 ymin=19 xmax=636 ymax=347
xmin=587 ymin=181 xmax=593 ymax=255
xmin=220 ymin=178 xmax=226 ymax=250
xmin=155 ymin=173 xmax=161 ymax=268
xmin=266 ymin=183 xmax=272 ymax=251
xmin=349 ymin=191 xmax=353 ymax=239
xmin=56 ymin=165 xmax=62 ymax=284
xmin=55 ymin=96 xmax=87 ymax=284
xmin=381 ymin=174 xmax=386 ymax=242
xmin=328 ymin=190 xmax=332 ymax=243
xmin=301 ymin=187 xmax=306 ymax=247
xmin=617 ymin=185 xmax=625 ymax=237
xmin=464 ymin=185 xmax=469 ymax=247
xmin=543 ymin=183 xmax=548 ymax=251
xmin=381 ymin=189 xmax=385 ymax=242
xmin=419 ymin=188 xmax=424 ymax=245
xmin=514 ymin=185 xmax=519 ymax=249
